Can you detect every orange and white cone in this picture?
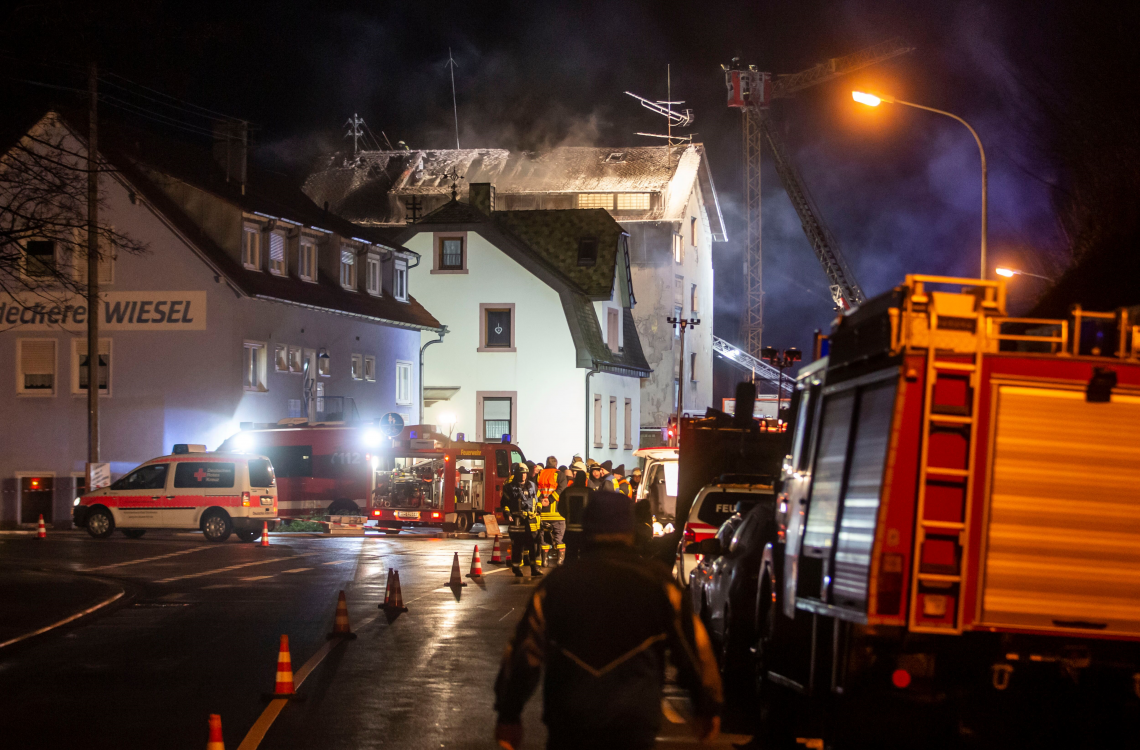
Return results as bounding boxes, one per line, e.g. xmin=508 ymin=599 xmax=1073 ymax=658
xmin=327 ymin=590 xmax=357 ymax=639
xmin=36 ymin=514 xmax=46 ymax=539
xmin=384 ymin=569 xmax=408 ymax=613
xmin=260 ymin=521 xmax=269 ymax=548
xmin=466 ymin=545 xmax=483 ymax=579
xmin=206 ymin=714 xmax=225 ymax=750
xmin=448 ymin=551 xmax=468 ymax=588
xmin=379 ymin=568 xmax=393 ymax=610
xmin=490 ymin=535 xmax=503 ymax=563
xmin=262 ymin=634 xmax=303 ymax=700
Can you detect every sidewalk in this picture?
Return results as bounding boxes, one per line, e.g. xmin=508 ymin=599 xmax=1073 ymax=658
xmin=0 ymin=568 xmax=125 ymax=648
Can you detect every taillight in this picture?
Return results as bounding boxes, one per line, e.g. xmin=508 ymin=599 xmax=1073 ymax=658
xmin=431 ymin=511 xmax=441 ymax=519
xmin=683 ymin=527 xmax=696 ymax=545
xmin=373 ymin=510 xmax=381 ymax=516
xmin=242 ymin=491 xmax=250 ymax=507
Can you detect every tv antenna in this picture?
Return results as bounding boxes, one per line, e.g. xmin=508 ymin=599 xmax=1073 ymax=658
xmin=345 ymin=113 xmax=365 ymax=156
xmin=440 ymin=166 xmax=465 ymax=200
xmin=625 ymin=64 xmax=693 ymax=146
xmin=444 ymin=48 xmax=461 ymax=150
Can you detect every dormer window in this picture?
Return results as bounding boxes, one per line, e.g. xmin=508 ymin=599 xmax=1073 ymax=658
xmin=393 ymin=258 xmax=408 ymax=301
xmin=604 ymin=152 xmax=625 ymax=163
xmin=616 ymin=193 xmax=650 ymax=210
xmin=577 ymin=194 xmax=613 ymax=210
xmin=242 ymin=223 xmax=261 ymax=270
xmin=577 ymin=237 xmax=598 ymax=267
xmin=298 ymin=235 xmax=318 ymax=282
xmin=340 ymin=246 xmax=357 ymax=289
xmin=268 ymin=230 xmax=287 ymax=276
xmin=366 ymin=254 xmax=382 ymax=296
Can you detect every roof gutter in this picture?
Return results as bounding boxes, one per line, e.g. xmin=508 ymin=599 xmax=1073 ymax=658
xmin=253 ymin=295 xmax=441 ymax=332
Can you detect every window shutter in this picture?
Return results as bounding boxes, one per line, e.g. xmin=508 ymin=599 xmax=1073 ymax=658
xmin=21 ymin=340 xmax=55 ymax=374
xmin=341 ymin=248 xmax=354 ymax=266
xmin=269 ymin=233 xmax=285 ymax=262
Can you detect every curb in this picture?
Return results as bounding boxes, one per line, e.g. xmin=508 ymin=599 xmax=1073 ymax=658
xmin=0 ymin=585 xmax=126 ymax=650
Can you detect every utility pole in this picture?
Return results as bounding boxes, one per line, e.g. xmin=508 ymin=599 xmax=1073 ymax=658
xmin=667 ymin=314 xmax=700 ymax=446
xmin=86 ymin=63 xmax=100 ymax=469
xmin=445 ymin=48 xmax=460 ymax=150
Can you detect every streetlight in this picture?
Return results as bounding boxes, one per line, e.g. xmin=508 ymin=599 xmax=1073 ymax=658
xmin=853 ymin=90 xmax=988 ymax=280
xmin=761 ymin=347 xmax=801 ymax=416
xmin=996 ymin=267 xmax=1054 ymax=282
xmin=667 ymin=314 xmax=700 ymax=446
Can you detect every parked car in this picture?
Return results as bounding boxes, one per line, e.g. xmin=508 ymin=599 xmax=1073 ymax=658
xmin=687 ymin=505 xmax=748 ymax=625
xmin=73 ymin=444 xmax=278 ymax=542
xmin=674 ymin=477 xmax=774 ymax=588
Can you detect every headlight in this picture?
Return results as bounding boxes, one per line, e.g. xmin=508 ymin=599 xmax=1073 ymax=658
xmin=362 ymin=430 xmax=382 ymax=448
xmin=233 ymin=433 xmax=254 ymax=452
xmin=73 ymin=497 xmax=81 ymax=507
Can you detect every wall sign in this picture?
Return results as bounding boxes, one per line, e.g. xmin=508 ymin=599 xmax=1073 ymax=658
xmin=0 ymin=291 xmax=207 ymax=331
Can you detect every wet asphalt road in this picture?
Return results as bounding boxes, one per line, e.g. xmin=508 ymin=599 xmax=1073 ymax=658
xmin=0 ymin=531 xmax=746 ymax=749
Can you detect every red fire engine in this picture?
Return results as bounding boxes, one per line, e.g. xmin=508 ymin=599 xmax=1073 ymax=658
xmin=759 ymin=275 xmax=1140 ymax=742
xmin=370 ymin=425 xmax=526 ymax=534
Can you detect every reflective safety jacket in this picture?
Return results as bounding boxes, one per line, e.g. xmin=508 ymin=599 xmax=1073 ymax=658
xmin=617 ymin=479 xmax=632 ymax=498
xmin=538 ymin=491 xmax=564 ymax=522
xmin=501 ymin=479 xmax=540 ymax=533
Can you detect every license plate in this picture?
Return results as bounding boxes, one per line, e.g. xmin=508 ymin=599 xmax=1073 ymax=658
xmin=260 ymin=495 xmax=273 ymax=506
xmin=396 ymin=511 xmax=420 ymax=520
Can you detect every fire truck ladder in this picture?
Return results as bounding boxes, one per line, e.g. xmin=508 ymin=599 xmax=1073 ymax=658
xmin=906 ymin=278 xmax=996 ymax=634
xmin=712 ymin=336 xmax=794 ymax=396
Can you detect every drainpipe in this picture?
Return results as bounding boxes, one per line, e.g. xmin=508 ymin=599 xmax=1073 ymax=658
xmin=419 ymin=325 xmax=447 ymax=424
xmin=585 ymin=363 xmax=600 ymax=462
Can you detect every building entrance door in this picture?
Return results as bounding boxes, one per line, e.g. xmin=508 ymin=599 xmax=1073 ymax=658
xmin=20 ymin=476 xmax=53 ymax=524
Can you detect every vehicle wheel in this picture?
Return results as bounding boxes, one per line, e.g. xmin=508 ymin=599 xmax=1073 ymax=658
xmin=328 ymin=500 xmax=358 ymax=516
xmin=456 ymin=512 xmax=472 ymax=533
xmin=86 ymin=508 xmax=115 ymax=539
xmin=236 ymin=529 xmax=260 ymax=543
xmin=121 ymin=529 xmax=146 ymax=539
xmin=384 ymin=529 xmax=400 ymax=535
xmin=201 ymin=511 xmax=232 ymax=542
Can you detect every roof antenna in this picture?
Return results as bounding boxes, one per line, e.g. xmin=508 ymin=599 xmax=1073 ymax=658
xmin=624 ymin=63 xmax=694 ymax=146
xmin=345 ymin=113 xmax=364 ymax=156
xmin=445 ymin=48 xmax=460 ymax=150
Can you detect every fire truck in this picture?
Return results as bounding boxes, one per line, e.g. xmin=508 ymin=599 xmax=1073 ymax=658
xmin=370 ymin=426 xmax=526 ymax=534
xmin=758 ymin=275 xmax=1140 ymax=744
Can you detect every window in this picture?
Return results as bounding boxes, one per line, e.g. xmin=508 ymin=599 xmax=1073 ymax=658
xmin=275 ymin=345 xmax=288 ymax=372
xmin=174 ymin=462 xmax=236 ymax=489
xmin=73 ymin=243 xmax=115 ymax=285
xmin=351 ymin=353 xmax=363 ymax=380
xmin=340 ymin=246 xmax=356 ymax=288
xmin=577 ymin=237 xmax=598 ymax=267
xmin=674 ymin=275 xmax=684 ymax=304
xmin=480 ymin=304 xmax=515 ymax=351
xmin=483 ymin=397 xmax=513 ymax=442
xmin=17 ymin=339 xmax=56 ymax=395
xmin=672 ymin=232 xmax=683 ymax=263
xmin=393 ymin=259 xmax=408 ymax=301
xmin=242 ymin=224 xmax=261 ymax=270
xmin=495 ymin=449 xmax=510 ymax=477
xmin=440 ymin=237 xmax=464 ymax=270
xmin=366 ymin=256 xmax=381 ymax=295
xmin=364 ymin=355 xmax=376 ymax=382
xmin=396 ymin=361 xmax=412 ymax=405
xmin=593 ymin=394 xmax=603 ymax=448
xmin=616 ymin=193 xmax=650 ymax=210
xmin=243 ymin=341 xmax=267 ymax=392
xmin=607 ymin=308 xmax=620 ymax=352
xmin=690 ymin=352 xmax=697 ymax=382
xmin=674 ymin=378 xmax=680 ymax=410
xmin=609 ymin=396 xmax=618 ymax=449
xmin=24 ymin=239 xmax=56 ymax=278
xmin=624 ymin=398 xmax=633 ymax=450
xmin=299 ymin=236 xmax=318 ymax=282
xmin=578 ymin=193 xmax=614 ymax=210
xmin=674 ymin=305 xmax=683 ymax=338
xmin=318 ymin=352 xmax=330 ymax=377
xmin=260 ymin=445 xmax=313 ymax=478
xmin=288 ymin=346 xmax=302 ymax=374
xmin=268 ymin=231 xmax=287 ymax=275
xmin=691 ymin=283 xmax=699 ymax=312
xmin=691 ymin=216 xmax=697 ymax=245
xmin=803 ymin=391 xmax=856 ymax=552
xmin=74 ymin=338 xmax=111 ymax=395
xmin=247 ymin=458 xmax=275 ymax=488
xmin=110 ymin=464 xmax=168 ymax=491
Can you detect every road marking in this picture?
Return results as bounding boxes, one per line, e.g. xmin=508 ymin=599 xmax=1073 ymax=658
xmin=83 ymin=545 xmax=217 ymax=571
xmin=497 ymin=608 xmax=515 ymax=622
xmin=0 ymin=589 xmax=125 ymax=650
xmin=201 ymin=584 xmax=235 ymax=590
xmin=241 ymin=575 xmax=272 ymax=582
xmin=322 ymin=560 xmax=351 ymax=565
xmin=281 ymin=568 xmax=312 ymax=574
xmin=237 ymin=612 xmax=379 ymax=750
xmin=153 ymin=552 xmax=320 ymax=583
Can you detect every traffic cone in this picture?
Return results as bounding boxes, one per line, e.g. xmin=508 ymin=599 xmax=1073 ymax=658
xmin=466 ymin=545 xmax=483 ymax=579
xmin=327 ymin=590 xmax=357 ymax=640
xmin=260 ymin=521 xmax=269 ymax=548
xmin=490 ymin=535 xmax=503 ymax=563
xmin=379 ymin=568 xmax=394 ymax=609
xmin=262 ymin=634 xmax=303 ymax=700
xmin=206 ymin=713 xmax=225 ymax=750
xmin=448 ymin=551 xmax=468 ymax=588
xmin=384 ymin=570 xmax=408 ymax=614
xmin=36 ymin=514 xmax=46 ymax=539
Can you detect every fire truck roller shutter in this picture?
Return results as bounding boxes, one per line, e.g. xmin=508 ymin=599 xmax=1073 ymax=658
xmin=983 ymin=385 xmax=1140 ymax=636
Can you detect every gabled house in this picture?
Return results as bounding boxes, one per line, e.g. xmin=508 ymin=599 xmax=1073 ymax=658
xmin=305 ymin=144 xmax=726 ymax=445
xmin=0 ymin=113 xmax=441 ymax=527
xmin=388 ymin=183 xmax=651 ymax=466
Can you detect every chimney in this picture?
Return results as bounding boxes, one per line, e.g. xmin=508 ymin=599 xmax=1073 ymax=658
xmin=212 ymin=120 xmax=249 ymax=195
xmin=469 ymin=183 xmax=495 ymax=215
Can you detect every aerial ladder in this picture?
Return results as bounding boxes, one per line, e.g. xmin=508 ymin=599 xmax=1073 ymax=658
xmin=724 ymin=38 xmax=913 ymax=357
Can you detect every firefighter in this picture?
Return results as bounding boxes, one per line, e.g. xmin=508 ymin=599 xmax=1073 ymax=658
xmin=501 ymin=463 xmax=541 ymax=577
xmin=561 ymin=460 xmax=590 ymax=564
xmin=587 ymin=461 xmax=608 ymax=491
xmin=613 ymin=464 xmax=632 ymax=497
xmin=629 ymin=466 xmax=642 ymax=495
xmin=494 ymin=490 xmax=723 ymax=750
xmin=536 ymin=467 xmax=566 ymax=566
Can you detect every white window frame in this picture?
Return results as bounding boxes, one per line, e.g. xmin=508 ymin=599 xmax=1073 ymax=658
xmin=395 ymin=361 xmax=413 ymax=405
xmin=340 ymin=245 xmax=357 ymax=289
xmin=691 ymin=282 xmax=699 ymax=313
xmin=298 ymin=236 xmax=318 ymax=282
xmin=364 ymin=355 xmax=376 ymax=382
xmin=243 ymin=340 xmax=268 ymax=392
xmin=609 ymin=396 xmax=618 ymax=449
xmin=267 ymin=230 xmax=287 ymax=276
xmin=674 ymin=305 xmax=683 ymax=339
xmin=21 ymin=238 xmax=59 ymax=281
xmin=242 ymin=223 xmax=262 ymax=270
xmin=274 ymin=344 xmax=288 ymax=372
xmin=351 ymin=353 xmax=363 ymax=381
xmin=624 ymin=398 xmax=633 ymax=450
xmin=366 ymin=255 xmax=382 ymax=296
xmin=288 ymin=346 xmax=303 ymax=374
xmin=593 ymin=394 xmax=603 ymax=448
xmin=690 ymin=352 xmax=698 ymax=382
xmin=71 ymin=337 xmax=112 ymax=396
xmin=16 ymin=338 xmax=57 ymax=397
xmin=393 ymin=258 xmax=408 ymax=301
xmin=71 ymin=235 xmax=115 ymax=286
xmin=607 ymin=307 xmax=620 ymax=353
xmin=616 ymin=193 xmax=651 ymax=211
xmin=318 ymin=351 xmax=331 ymax=378
xmin=672 ymin=232 xmax=683 ymax=264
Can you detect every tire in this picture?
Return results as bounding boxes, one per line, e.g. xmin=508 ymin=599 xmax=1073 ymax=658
xmin=456 ymin=512 xmax=472 ymax=533
xmin=328 ymin=500 xmax=359 ymax=516
xmin=121 ymin=529 xmax=146 ymax=539
xmin=86 ymin=507 xmax=115 ymax=539
xmin=201 ymin=511 xmax=232 ymax=542
xmin=236 ymin=529 xmax=260 ymax=543
xmin=384 ymin=529 xmax=400 ymax=535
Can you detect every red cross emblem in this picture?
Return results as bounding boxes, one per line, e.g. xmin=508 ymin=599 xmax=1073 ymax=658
xmin=193 ymin=468 xmax=208 ymax=482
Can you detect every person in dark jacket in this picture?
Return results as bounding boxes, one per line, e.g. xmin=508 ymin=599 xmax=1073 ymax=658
xmin=494 ymin=491 xmax=722 ymax=750
xmin=586 ymin=462 xmax=608 ymax=491
xmin=559 ymin=462 xmax=590 ymax=563
xmin=501 ymin=464 xmax=542 ymax=577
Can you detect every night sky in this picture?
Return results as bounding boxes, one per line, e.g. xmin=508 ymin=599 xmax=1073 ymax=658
xmin=2 ymin=0 xmax=1069 ymax=356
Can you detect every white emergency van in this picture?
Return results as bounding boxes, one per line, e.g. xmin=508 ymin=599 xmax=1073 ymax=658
xmin=73 ymin=444 xmax=278 ymax=542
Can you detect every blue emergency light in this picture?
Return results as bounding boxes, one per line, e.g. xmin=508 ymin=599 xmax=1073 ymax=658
xmin=500 ymin=434 xmax=511 ymax=443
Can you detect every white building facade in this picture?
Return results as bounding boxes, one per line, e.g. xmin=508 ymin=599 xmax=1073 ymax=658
xmin=391 ymin=185 xmax=651 ymax=467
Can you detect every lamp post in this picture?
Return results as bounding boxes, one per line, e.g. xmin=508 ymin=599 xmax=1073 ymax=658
xmin=996 ymin=267 xmax=1054 ymax=282
xmin=761 ymin=346 xmax=801 ymax=417
xmin=667 ymin=315 xmax=700 ymax=447
xmin=853 ymin=91 xmax=988 ymax=280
